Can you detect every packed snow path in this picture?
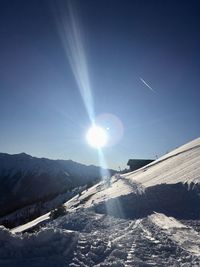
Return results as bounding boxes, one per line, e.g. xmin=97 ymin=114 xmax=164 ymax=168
xmin=0 ymin=211 xmax=200 ymax=266
xmin=1 ymin=137 xmax=200 ymax=266
xmin=66 ymin=212 xmax=200 ymax=266
xmin=53 ymin=211 xmax=200 ymax=266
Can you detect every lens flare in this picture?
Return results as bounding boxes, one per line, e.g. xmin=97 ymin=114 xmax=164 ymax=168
xmin=96 ymin=113 xmax=124 ymax=146
xmin=86 ymin=125 xmax=108 ymax=149
xmin=53 ymin=2 xmax=112 ymax=181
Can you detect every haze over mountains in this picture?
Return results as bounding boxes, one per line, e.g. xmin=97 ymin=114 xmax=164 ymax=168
xmin=0 ymin=152 xmax=114 ymax=221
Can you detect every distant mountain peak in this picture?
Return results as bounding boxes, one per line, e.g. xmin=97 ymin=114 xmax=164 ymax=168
xmin=18 ymin=152 xmax=31 ymax=157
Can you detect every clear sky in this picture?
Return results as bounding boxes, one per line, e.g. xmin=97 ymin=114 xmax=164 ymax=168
xmin=0 ymin=0 xmax=200 ymax=169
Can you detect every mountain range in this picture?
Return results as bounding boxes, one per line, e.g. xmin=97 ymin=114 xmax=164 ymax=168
xmin=0 ymin=152 xmax=115 ymax=219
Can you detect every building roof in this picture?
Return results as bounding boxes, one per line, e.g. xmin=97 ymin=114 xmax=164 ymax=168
xmin=127 ymin=159 xmax=154 ymax=166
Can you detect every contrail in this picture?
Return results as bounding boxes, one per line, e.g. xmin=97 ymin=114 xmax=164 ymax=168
xmin=139 ymin=77 xmax=156 ymax=93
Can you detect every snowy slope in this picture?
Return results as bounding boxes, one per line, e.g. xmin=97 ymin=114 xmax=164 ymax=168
xmin=59 ymin=137 xmax=200 ymax=220
xmin=149 ymin=212 xmax=200 ymax=256
xmin=124 ymin=137 xmax=200 ymax=187
xmin=1 ymin=137 xmax=200 ymax=266
xmin=12 ymin=137 xmax=200 ymax=234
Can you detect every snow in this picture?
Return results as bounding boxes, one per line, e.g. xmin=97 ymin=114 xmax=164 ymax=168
xmin=0 ymin=186 xmax=83 ymax=230
xmin=124 ymin=137 xmax=200 ymax=187
xmin=70 ymin=137 xmax=200 ymax=209
xmin=149 ymin=212 xmax=187 ymax=230
xmin=11 ymin=212 xmax=50 ymax=234
xmin=1 ymin=137 xmax=200 ymax=266
xmin=0 ymin=151 xmax=113 ymax=227
xmin=0 ymin=225 xmax=78 ymax=267
xmin=1 ymin=210 xmax=200 ymax=266
xmin=11 ymin=137 xmax=200 ymax=233
xmin=149 ymin=212 xmax=200 ymax=256
xmin=79 ymin=178 xmax=135 ymax=208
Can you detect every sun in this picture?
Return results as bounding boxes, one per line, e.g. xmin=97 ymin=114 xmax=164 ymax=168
xmin=86 ymin=125 xmax=108 ymax=149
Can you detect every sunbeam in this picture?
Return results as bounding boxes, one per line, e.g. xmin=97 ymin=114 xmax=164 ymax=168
xmin=53 ymin=0 xmax=112 ymax=179
xmin=97 ymin=149 xmax=111 ymax=181
xmin=54 ymin=0 xmax=95 ymax=123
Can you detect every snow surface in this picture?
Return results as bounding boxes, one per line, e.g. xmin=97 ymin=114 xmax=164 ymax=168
xmin=150 ymin=212 xmax=200 ymax=256
xmin=60 ymin=137 xmax=200 ymax=212
xmin=11 ymin=212 xmax=50 ymax=234
xmin=0 ymin=186 xmax=85 ymax=230
xmin=124 ymin=137 xmax=200 ymax=187
xmin=12 ymin=137 xmax=200 ymax=233
xmin=0 ymin=225 xmax=78 ymax=267
xmin=0 ymin=152 xmax=113 ymax=225
xmin=1 ymin=211 xmax=200 ymax=266
xmin=1 ymin=137 xmax=200 ymax=266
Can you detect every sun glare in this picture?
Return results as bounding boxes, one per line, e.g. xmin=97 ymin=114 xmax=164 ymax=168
xmin=86 ymin=125 xmax=108 ymax=149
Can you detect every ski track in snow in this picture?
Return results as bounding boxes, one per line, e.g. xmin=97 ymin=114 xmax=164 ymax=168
xmin=65 ymin=211 xmax=200 ymax=266
xmin=1 ymin=211 xmax=199 ymax=266
xmin=1 ymin=137 xmax=200 ymax=266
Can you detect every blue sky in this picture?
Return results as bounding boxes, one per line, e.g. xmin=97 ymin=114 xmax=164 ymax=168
xmin=0 ymin=0 xmax=200 ymax=169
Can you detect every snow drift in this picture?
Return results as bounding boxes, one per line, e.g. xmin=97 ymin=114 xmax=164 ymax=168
xmin=1 ymin=137 xmax=200 ymax=266
xmin=67 ymin=137 xmax=200 ymax=219
xmin=0 ymin=225 xmax=78 ymax=267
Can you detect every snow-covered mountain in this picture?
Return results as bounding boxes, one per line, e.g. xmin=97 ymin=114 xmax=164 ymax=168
xmin=53 ymin=137 xmax=199 ymax=221
xmin=0 ymin=153 xmax=114 ymax=219
xmin=0 ymin=138 xmax=200 ymax=266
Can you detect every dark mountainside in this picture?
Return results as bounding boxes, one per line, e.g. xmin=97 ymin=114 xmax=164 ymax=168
xmin=0 ymin=153 xmax=115 ymax=221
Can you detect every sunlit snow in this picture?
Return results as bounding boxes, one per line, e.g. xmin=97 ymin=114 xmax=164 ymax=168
xmin=1 ymin=137 xmax=200 ymax=266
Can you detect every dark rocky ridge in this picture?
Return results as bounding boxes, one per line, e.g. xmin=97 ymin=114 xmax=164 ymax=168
xmin=0 ymin=152 xmax=115 ymax=218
